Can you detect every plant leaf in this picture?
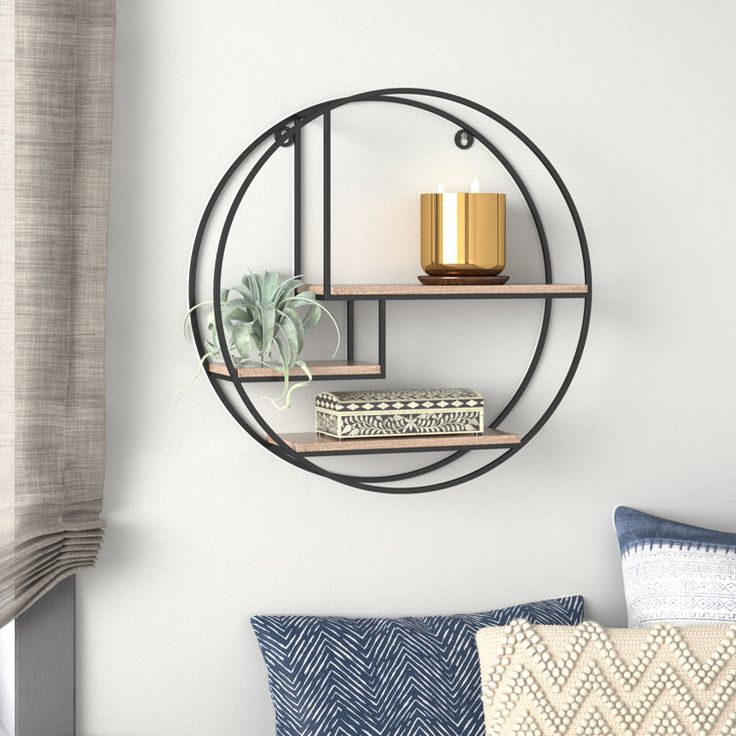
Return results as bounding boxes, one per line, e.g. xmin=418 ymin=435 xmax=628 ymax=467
xmin=230 ymin=320 xmax=254 ymax=360
xmin=273 ymin=275 xmax=304 ymax=305
xmin=262 ymin=354 xmax=313 ymax=410
xmin=281 ymin=359 xmax=312 ymax=408
xmin=278 ymin=307 xmax=304 ymax=355
xmin=221 ymin=298 xmax=249 ymax=321
xmin=276 ymin=322 xmax=298 ymax=367
xmin=287 ymin=290 xmax=316 ymax=304
xmin=270 ymin=333 xmax=291 ymax=403
xmin=228 ymin=285 xmax=256 ymax=306
xmin=294 ymin=358 xmax=312 ymax=382
xmin=207 ymin=322 xmax=221 ymax=352
xmin=301 ymin=302 xmax=321 ymax=331
xmin=182 ymin=300 xmax=214 ymax=340
xmin=282 ymin=292 xmax=316 ymax=320
xmin=258 ymin=303 xmax=276 ymax=355
xmin=251 ymin=320 xmax=264 ymax=352
xmin=260 ymin=271 xmax=280 ymax=304
xmin=244 ymin=271 xmax=261 ymax=302
xmin=283 ymin=297 xmax=341 ymax=357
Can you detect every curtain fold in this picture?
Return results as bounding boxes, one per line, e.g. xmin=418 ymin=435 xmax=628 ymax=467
xmin=0 ymin=0 xmax=115 ymax=627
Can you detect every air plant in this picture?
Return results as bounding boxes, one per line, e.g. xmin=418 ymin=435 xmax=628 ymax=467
xmin=185 ymin=271 xmax=339 ymax=409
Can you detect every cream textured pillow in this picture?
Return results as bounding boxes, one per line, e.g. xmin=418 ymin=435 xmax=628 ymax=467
xmin=476 ymin=619 xmax=736 ymax=735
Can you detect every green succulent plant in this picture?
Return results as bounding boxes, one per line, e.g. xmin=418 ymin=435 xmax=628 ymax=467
xmin=185 ymin=271 xmax=339 ymax=408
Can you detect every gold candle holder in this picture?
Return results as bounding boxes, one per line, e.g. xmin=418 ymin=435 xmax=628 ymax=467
xmin=420 ymin=192 xmax=506 ymax=277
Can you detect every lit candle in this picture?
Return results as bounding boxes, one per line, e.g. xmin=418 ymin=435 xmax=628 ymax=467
xmin=420 ymin=181 xmax=506 ymax=277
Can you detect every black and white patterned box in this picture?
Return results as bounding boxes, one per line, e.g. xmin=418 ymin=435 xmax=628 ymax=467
xmin=314 ymin=388 xmax=484 ymax=439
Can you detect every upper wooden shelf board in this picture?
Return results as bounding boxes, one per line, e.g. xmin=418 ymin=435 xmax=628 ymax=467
xmin=268 ymin=428 xmax=521 ymax=456
xmin=208 ymin=360 xmax=382 ymax=381
xmin=303 ymin=283 xmax=589 ymax=300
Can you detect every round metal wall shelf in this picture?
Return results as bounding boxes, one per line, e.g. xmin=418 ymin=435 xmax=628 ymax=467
xmin=188 ymin=88 xmax=592 ymax=494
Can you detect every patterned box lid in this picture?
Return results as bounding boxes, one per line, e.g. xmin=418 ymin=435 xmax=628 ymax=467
xmin=315 ymin=388 xmax=483 ymax=413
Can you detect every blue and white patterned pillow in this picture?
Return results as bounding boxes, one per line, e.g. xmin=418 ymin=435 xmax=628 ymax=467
xmin=614 ymin=506 xmax=736 ymax=627
xmin=251 ymin=596 xmax=584 ymax=736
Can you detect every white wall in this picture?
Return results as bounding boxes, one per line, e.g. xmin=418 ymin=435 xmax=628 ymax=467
xmin=77 ymin=1 xmax=736 ymax=734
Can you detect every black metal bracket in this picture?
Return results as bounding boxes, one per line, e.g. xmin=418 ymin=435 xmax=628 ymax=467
xmin=454 ymin=128 xmax=474 ymax=149
xmin=275 ymin=125 xmax=295 ymax=147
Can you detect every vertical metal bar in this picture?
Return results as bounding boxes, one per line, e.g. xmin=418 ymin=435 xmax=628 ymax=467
xmin=322 ymin=111 xmax=331 ymax=297
xmin=346 ymin=301 xmax=354 ymax=362
xmin=293 ymin=122 xmax=302 ymax=277
xmin=378 ymin=300 xmax=386 ymax=377
xmin=15 ymin=577 xmax=75 ymax=736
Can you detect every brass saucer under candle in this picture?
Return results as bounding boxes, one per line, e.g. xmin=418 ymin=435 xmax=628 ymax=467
xmin=419 ymin=189 xmax=506 ymax=284
xmin=418 ymin=274 xmax=509 ymax=285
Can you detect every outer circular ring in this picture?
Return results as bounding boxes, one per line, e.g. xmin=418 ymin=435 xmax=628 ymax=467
xmin=189 ymin=89 xmax=592 ymax=493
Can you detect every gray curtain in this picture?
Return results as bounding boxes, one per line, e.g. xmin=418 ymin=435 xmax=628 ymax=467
xmin=0 ymin=0 xmax=115 ymax=626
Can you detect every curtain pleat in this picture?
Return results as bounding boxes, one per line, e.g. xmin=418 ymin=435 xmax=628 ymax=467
xmin=0 ymin=0 xmax=115 ymax=627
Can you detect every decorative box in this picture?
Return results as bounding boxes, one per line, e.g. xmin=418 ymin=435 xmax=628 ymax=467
xmin=315 ymin=388 xmax=484 ymax=439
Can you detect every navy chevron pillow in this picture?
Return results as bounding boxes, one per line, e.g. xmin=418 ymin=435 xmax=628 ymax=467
xmin=251 ymin=596 xmax=584 ymax=736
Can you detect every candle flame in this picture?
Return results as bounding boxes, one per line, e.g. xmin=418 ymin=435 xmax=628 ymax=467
xmin=470 ymin=177 xmax=480 ymax=194
xmin=437 ymin=183 xmax=444 ymax=194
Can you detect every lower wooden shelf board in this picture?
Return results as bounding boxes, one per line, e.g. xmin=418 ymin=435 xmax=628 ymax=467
xmin=208 ymin=360 xmax=382 ymax=381
xmin=268 ymin=429 xmax=521 ymax=456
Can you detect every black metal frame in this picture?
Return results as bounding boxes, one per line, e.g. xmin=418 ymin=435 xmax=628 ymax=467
xmin=188 ymin=88 xmax=592 ymax=494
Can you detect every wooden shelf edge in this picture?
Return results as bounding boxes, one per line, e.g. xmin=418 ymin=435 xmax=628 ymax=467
xmin=303 ymin=283 xmax=588 ymax=297
xmin=268 ymin=428 xmax=521 ymax=455
xmin=208 ymin=360 xmax=382 ymax=379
